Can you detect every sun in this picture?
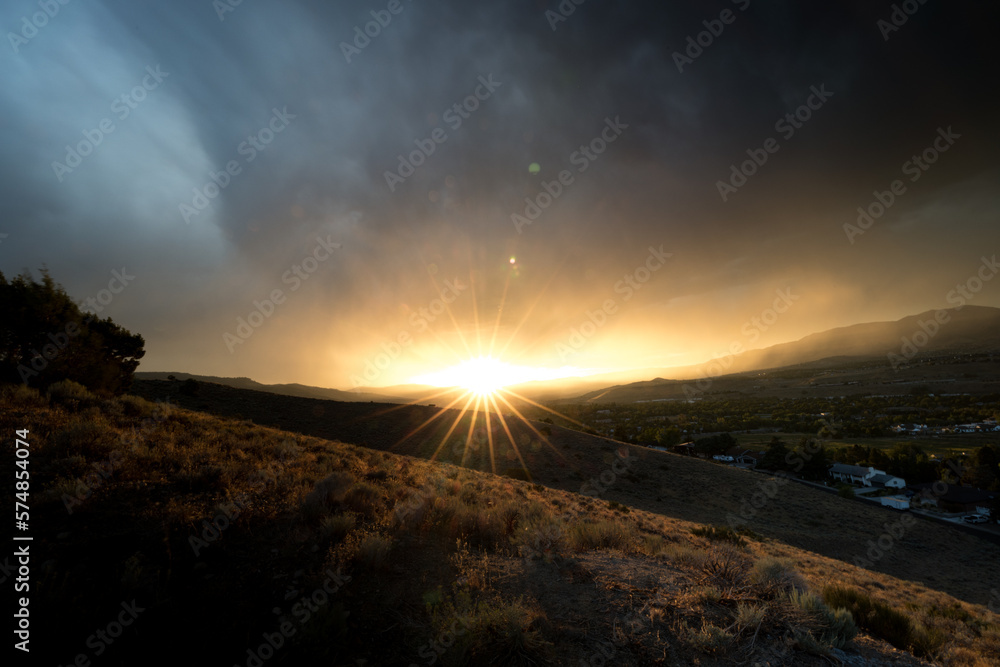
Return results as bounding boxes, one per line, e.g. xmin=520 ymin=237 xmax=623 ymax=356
xmin=411 ymin=356 xmax=593 ymax=397
xmin=413 ymin=356 xmax=520 ymax=396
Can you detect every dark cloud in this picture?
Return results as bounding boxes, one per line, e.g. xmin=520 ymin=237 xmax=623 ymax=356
xmin=1 ymin=0 xmax=998 ymax=386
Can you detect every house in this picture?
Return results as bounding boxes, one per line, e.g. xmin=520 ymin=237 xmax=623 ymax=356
xmin=869 ymin=473 xmax=906 ymax=489
xmin=674 ymin=442 xmax=696 ymax=456
xmin=907 ymin=484 xmax=997 ymax=514
xmin=828 ymin=463 xmax=887 ymax=487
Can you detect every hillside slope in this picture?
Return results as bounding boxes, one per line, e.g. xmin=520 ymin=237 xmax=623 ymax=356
xmin=134 ymin=371 xmax=407 ymax=403
xmin=9 ymin=383 xmax=999 ymax=665
xmin=131 ymin=378 xmax=1000 ymax=609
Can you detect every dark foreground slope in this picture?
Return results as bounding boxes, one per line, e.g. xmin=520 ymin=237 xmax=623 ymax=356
xmin=130 ymin=379 xmax=1000 ymax=609
xmin=9 ymin=383 xmax=999 ymax=665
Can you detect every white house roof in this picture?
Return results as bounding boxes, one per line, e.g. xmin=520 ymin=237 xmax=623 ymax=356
xmin=829 ymin=463 xmax=871 ymax=477
xmin=870 ymin=473 xmax=898 ymax=485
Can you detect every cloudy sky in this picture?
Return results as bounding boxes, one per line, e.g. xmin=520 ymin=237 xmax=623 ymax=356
xmin=2 ymin=0 xmax=998 ymax=389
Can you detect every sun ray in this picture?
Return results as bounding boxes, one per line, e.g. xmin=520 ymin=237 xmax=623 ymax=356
xmin=486 ymin=269 xmax=512 ymax=359
xmin=483 ymin=400 xmax=497 ymax=474
xmin=390 ymin=388 xmax=477 ymax=452
xmin=488 ymin=393 xmax=533 ymax=481
xmin=499 ymin=387 xmax=594 ymax=431
xmin=460 ymin=394 xmax=483 ymax=468
xmin=492 ymin=256 xmax=572 ymax=363
xmin=423 ymin=392 xmax=480 ymax=462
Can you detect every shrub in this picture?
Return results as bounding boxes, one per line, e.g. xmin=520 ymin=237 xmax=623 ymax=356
xmin=302 ymin=471 xmax=354 ymax=522
xmin=691 ymin=524 xmax=747 ymax=548
xmin=700 ymin=546 xmax=749 ymax=586
xmin=750 ymin=557 xmax=807 ymax=596
xmin=342 ymin=481 xmax=384 ymax=517
xmin=320 ymin=513 xmax=356 ymax=542
xmin=660 ymin=542 xmax=707 ymax=567
xmin=641 ymin=534 xmax=667 ymax=556
xmin=732 ymin=602 xmax=767 ymax=633
xmin=114 ymin=394 xmax=157 ymax=418
xmin=346 ymin=532 xmax=392 ymax=570
xmin=788 ymin=589 xmax=857 ymax=650
xmin=48 ymin=380 xmax=99 ymax=408
xmin=427 ymin=591 xmax=553 ymax=666
xmin=565 ymin=520 xmax=635 ymax=552
xmin=53 ymin=420 xmax=113 ymax=459
xmin=822 ymin=585 xmax=910 ymax=651
xmin=608 ymin=499 xmax=631 ymax=513
xmin=3 ymin=383 xmax=47 ymax=407
xmin=682 ymin=620 xmax=733 ymax=653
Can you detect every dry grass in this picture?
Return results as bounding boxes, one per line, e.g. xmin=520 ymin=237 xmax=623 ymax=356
xmin=3 ymin=382 xmax=999 ymax=666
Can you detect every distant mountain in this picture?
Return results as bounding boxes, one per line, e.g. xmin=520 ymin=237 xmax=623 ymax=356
xmin=565 ymin=306 xmax=1000 ymax=403
xmin=139 ymin=307 xmax=1000 ymax=407
xmin=661 ymin=305 xmax=1000 ymax=380
xmin=133 ymin=372 xmax=407 ymax=404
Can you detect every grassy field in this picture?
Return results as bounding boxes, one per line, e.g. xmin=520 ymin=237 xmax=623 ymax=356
xmin=735 ymin=432 xmax=995 ymax=460
xmin=10 ymin=380 xmax=1000 ymax=665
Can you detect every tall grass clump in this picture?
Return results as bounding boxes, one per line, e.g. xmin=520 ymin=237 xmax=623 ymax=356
xmin=749 ymin=556 xmax=807 ymax=596
xmin=565 ymin=520 xmax=636 ymax=552
xmin=822 ymin=585 xmax=946 ymax=658
xmin=787 ymin=589 xmax=857 ymax=651
xmin=47 ymin=379 xmax=100 ymax=408
xmin=691 ymin=524 xmax=748 ymax=548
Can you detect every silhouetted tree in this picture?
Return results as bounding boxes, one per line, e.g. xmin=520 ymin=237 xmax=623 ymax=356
xmin=963 ymin=444 xmax=1000 ymax=490
xmin=761 ymin=437 xmax=791 ymax=472
xmin=0 ymin=269 xmax=144 ymax=394
xmin=788 ymin=438 xmax=829 ymax=480
xmin=694 ymin=432 xmax=736 ymax=457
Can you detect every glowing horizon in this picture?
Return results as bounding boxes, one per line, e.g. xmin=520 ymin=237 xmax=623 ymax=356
xmin=409 ymin=356 xmax=597 ymax=393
